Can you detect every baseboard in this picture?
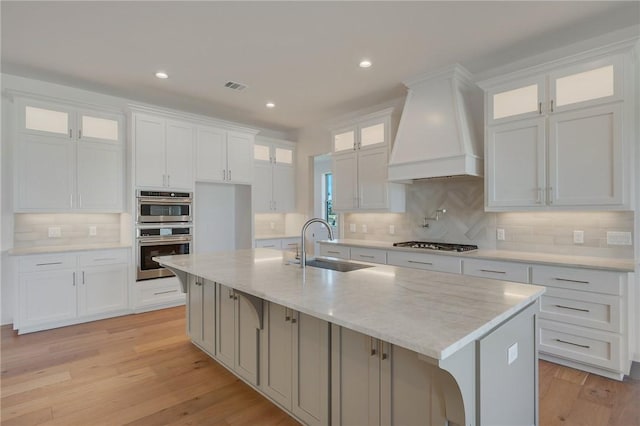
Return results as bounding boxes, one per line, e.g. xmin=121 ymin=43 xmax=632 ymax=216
xmin=630 ymin=361 xmax=640 ymax=380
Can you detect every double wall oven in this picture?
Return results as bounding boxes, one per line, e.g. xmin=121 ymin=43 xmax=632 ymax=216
xmin=136 ymin=191 xmax=192 ymax=281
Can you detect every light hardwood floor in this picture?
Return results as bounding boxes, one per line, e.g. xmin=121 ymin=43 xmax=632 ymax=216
xmin=1 ymin=307 xmax=638 ymax=425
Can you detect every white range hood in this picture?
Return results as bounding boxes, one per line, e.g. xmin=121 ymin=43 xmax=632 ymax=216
xmin=388 ymin=64 xmax=484 ymax=182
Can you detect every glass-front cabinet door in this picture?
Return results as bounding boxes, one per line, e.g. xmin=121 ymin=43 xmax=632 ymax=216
xmin=333 ymin=127 xmax=356 ymax=152
xmin=487 ymin=77 xmax=545 ymax=124
xmin=19 ymin=99 xmax=75 ymax=139
xmin=78 ymin=110 xmax=121 ymax=144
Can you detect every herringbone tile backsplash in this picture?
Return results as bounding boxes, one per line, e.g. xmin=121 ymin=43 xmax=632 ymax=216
xmin=344 ymin=178 xmax=634 ymax=259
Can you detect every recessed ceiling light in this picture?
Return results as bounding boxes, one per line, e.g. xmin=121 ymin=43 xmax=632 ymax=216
xmin=155 ymin=71 xmax=169 ymax=79
xmin=266 ymin=102 xmax=275 ymax=108
xmin=359 ymin=60 xmax=372 ymax=68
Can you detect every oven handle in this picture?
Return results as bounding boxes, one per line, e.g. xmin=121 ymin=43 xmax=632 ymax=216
xmin=138 ymin=237 xmax=192 ymax=246
xmin=138 ymin=197 xmax=192 ymax=204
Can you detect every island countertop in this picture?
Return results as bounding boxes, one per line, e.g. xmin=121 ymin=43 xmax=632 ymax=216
xmin=156 ymin=248 xmax=545 ymax=361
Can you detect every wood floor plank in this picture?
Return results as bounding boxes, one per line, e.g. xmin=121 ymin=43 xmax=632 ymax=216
xmin=2 ymin=308 xmax=639 ymax=426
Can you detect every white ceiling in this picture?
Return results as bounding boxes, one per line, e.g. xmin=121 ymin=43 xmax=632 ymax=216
xmin=2 ymin=1 xmax=639 ymax=134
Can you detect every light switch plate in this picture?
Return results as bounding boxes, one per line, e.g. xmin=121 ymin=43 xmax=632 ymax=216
xmin=389 ymin=225 xmax=395 ymax=235
xmin=573 ymin=230 xmax=584 ymax=244
xmin=89 ymin=226 xmax=97 ymax=236
xmin=497 ymin=228 xmax=505 ymax=241
xmin=607 ymin=231 xmax=632 ymax=246
xmin=508 ymin=342 xmax=518 ymax=365
xmin=349 ymin=223 xmax=356 ymax=233
xmin=48 ymin=227 xmax=61 ymax=238
xmin=361 ymin=224 xmax=367 ymax=233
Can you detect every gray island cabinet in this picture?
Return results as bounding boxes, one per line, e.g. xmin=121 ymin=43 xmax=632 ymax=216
xmin=156 ymin=249 xmax=545 ymax=426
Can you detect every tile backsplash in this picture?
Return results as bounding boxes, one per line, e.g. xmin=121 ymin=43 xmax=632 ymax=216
xmin=343 ymin=178 xmax=634 ymax=259
xmin=254 ymin=213 xmax=305 ymax=237
xmin=14 ymin=213 xmax=122 ymax=249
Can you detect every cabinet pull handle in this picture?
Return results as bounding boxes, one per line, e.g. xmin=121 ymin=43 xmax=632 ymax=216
xmin=555 ymin=338 xmax=589 ymax=349
xmin=222 ymin=169 xmax=226 ymax=181
xmin=263 ymin=245 xmax=276 ymax=248
xmin=167 ymin=175 xmax=171 ymax=187
xmin=228 ymin=170 xmax=231 ymax=181
xmin=82 ymin=271 xmax=85 ymax=285
xmin=554 ymin=277 xmax=589 ymax=285
xmin=536 ymin=187 xmax=542 ymax=204
xmin=327 ymin=251 xmax=340 ymax=254
xmin=548 ymin=186 xmax=553 ymax=204
xmin=408 ymin=260 xmax=433 ymax=265
xmin=228 ymin=289 xmax=234 ymax=299
xmin=550 ymin=100 xmax=554 ymax=112
xmin=234 ymin=295 xmax=238 ymax=300
xmin=69 ymin=129 xmax=73 ymax=138
xmin=538 ymin=102 xmax=542 ymax=114
xmin=154 ymin=289 xmax=178 ymax=295
xmin=70 ymin=193 xmax=73 ymax=208
xmin=79 ymin=194 xmax=82 ymax=208
xmin=273 ymin=200 xmax=276 ymax=210
xmin=78 ymin=129 xmax=82 ymax=139
xmin=291 ymin=312 xmax=297 ymax=324
xmin=72 ymin=272 xmax=76 ymax=286
xmin=370 ymin=337 xmax=377 ymax=356
xmin=358 ymin=254 xmax=375 ymax=259
xmin=36 ymin=262 xmax=62 ymax=266
xmin=381 ymin=341 xmax=388 ymax=360
xmin=554 ymin=304 xmax=590 ymax=313
xmin=480 ymin=269 xmax=506 ymax=274
xmin=285 ymin=307 xmax=290 ymax=322
xmin=94 ymin=258 xmax=117 ymax=261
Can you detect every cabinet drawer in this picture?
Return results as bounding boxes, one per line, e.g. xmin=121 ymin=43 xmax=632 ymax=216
xmin=281 ymin=238 xmax=300 ymax=252
xmin=540 ymin=287 xmax=621 ymax=333
xmin=387 ymin=251 xmax=461 ymax=274
xmin=350 ymin=247 xmax=386 ymax=264
xmin=538 ymin=319 xmax=622 ymax=371
xmin=463 ymin=259 xmax=529 ymax=283
xmin=136 ymin=278 xmax=184 ymax=306
xmin=531 ymin=265 xmax=623 ymax=295
xmin=319 ymin=244 xmax=350 ymax=260
xmin=79 ymin=249 xmax=129 ymax=267
xmin=256 ymin=239 xmax=282 ymax=249
xmin=20 ymin=254 xmax=76 ymax=272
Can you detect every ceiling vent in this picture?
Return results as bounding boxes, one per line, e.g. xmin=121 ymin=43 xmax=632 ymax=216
xmin=224 ymin=81 xmax=248 ymax=91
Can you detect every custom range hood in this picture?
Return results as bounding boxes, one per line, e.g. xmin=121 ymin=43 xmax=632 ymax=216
xmin=388 ymin=64 xmax=484 ymax=182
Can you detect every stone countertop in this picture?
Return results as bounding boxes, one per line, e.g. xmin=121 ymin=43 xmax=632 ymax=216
xmin=319 ymin=239 xmax=635 ymax=272
xmin=156 ymin=249 xmax=544 ymax=361
xmin=9 ymin=243 xmax=132 ymax=256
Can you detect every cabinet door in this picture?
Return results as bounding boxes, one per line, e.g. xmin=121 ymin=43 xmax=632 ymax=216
xmin=261 ymin=302 xmax=293 ymax=410
xmin=333 ymin=127 xmax=356 ymax=152
xmin=19 ymin=270 xmax=77 ymax=326
xmin=292 ymin=312 xmax=330 ymax=426
xmin=16 ymin=135 xmax=76 ymax=211
xmin=487 ymin=77 xmax=545 ymax=124
xmin=165 ymin=120 xmax=194 ymax=190
xmin=358 ymin=117 xmax=388 ymax=150
xmin=78 ymin=264 xmax=128 ymax=316
xmin=76 ymin=142 xmax=123 ymax=211
xmin=216 ymin=284 xmax=236 ymax=369
xmin=188 ymin=276 xmax=203 ymax=345
xmin=332 ymin=152 xmax=358 ymax=210
xmin=548 ymin=103 xmax=623 ymax=206
xmin=19 ymin=99 xmax=74 ymax=140
xmin=253 ymin=162 xmax=273 ymax=213
xmin=235 ymin=292 xmax=261 ymax=386
xmin=201 ymin=280 xmax=216 ymax=355
xmin=196 ymin=127 xmax=227 ymax=182
xmin=134 ymin=114 xmax=166 ymax=188
xmin=273 ymin=164 xmax=295 ymax=212
xmin=227 ymin=132 xmax=254 ymax=184
xmin=78 ymin=110 xmax=122 ymax=144
xmin=486 ymin=118 xmax=546 ymax=208
xmin=331 ymin=326 xmax=380 ymax=426
xmin=357 ymin=146 xmax=389 ymax=209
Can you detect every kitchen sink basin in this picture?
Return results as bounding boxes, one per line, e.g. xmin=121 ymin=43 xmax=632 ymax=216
xmin=305 ymin=258 xmax=374 ymax=272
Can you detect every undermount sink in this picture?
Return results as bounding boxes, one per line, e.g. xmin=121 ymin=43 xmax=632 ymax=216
xmin=304 ymin=258 xmax=374 ymax=272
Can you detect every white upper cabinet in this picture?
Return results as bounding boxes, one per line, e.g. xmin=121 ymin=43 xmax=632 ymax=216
xmin=481 ymin=52 xmax=632 ymax=211
xmin=253 ymin=138 xmax=295 ymax=213
xmin=134 ymin=113 xmax=194 ymax=190
xmin=195 ymin=127 xmax=254 ymax=184
xmin=14 ymin=98 xmax=124 ymax=212
xmin=330 ymin=109 xmax=405 ymax=212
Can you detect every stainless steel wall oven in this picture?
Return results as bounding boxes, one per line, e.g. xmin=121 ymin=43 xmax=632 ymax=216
xmin=137 ymin=190 xmax=192 ymax=224
xmin=136 ymin=225 xmax=192 ymax=281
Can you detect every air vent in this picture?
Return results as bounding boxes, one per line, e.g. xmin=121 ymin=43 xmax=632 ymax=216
xmin=224 ymin=81 xmax=248 ymax=91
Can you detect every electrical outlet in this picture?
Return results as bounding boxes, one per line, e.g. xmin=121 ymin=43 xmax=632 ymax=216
xmin=508 ymin=342 xmax=518 ymax=365
xmin=89 ymin=226 xmax=97 ymax=237
xmin=269 ymin=222 xmax=275 ymax=230
xmin=48 ymin=227 xmax=62 ymax=238
xmin=573 ymin=230 xmax=584 ymax=244
xmin=389 ymin=225 xmax=395 ymax=235
xmin=607 ymin=231 xmax=632 ymax=245
xmin=349 ymin=223 xmax=356 ymax=233
xmin=497 ymin=228 xmax=505 ymax=241
xmin=361 ymin=224 xmax=367 ymax=233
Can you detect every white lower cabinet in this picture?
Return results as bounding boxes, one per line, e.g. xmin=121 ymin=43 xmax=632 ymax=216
xmin=318 ymin=244 xmax=350 ymax=260
xmin=463 ymin=258 xmax=530 ymax=283
xmin=16 ymin=249 xmax=130 ymax=333
xmin=187 ymin=276 xmax=216 ymax=356
xmin=387 ymin=250 xmax=462 ymax=274
xmin=261 ymin=302 xmax=330 ymax=426
xmin=216 ymin=283 xmax=262 ymax=386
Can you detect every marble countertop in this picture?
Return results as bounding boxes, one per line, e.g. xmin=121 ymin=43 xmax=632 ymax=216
xmin=319 ymin=239 xmax=635 ymax=272
xmin=254 ymin=234 xmax=300 ymax=240
xmin=9 ymin=243 xmax=132 ymax=256
xmin=156 ymin=249 xmax=545 ymax=361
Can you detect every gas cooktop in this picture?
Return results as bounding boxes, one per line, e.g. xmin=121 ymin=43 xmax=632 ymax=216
xmin=392 ymin=241 xmax=478 ymax=252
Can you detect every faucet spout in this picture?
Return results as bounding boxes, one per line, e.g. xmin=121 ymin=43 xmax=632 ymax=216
xmin=300 ymin=218 xmax=334 ymax=269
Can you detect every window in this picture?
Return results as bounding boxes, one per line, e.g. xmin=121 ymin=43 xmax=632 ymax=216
xmin=324 ymin=173 xmax=337 ymax=227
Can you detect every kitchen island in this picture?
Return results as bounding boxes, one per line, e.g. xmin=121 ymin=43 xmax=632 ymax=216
xmin=156 ymin=249 xmax=545 ymax=426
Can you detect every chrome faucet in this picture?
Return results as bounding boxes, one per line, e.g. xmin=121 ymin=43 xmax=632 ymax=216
xmin=300 ymin=218 xmax=334 ymax=269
